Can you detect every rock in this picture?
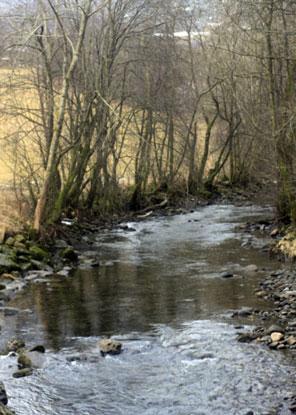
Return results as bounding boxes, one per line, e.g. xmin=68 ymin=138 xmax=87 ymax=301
xmin=0 ymin=284 xmax=6 ymax=291
xmin=0 ymin=274 xmax=16 ymax=282
xmin=6 ymin=339 xmax=25 ymax=352
xmin=12 ymin=368 xmax=33 ymax=378
xmin=98 ymin=338 xmax=122 ymax=356
xmin=66 ymin=354 xmax=88 ymax=363
xmin=22 ymin=351 xmax=45 ymax=369
xmin=287 ymin=336 xmax=296 ymax=346
xmin=0 ymin=404 xmax=15 ymax=415
xmin=29 ymin=260 xmax=46 ymax=270
xmin=237 ymin=333 xmax=255 ymax=343
xmin=13 ymin=241 xmax=27 ymax=250
xmin=266 ymin=324 xmax=285 ymax=335
xmin=15 ymin=234 xmax=26 ymax=243
xmin=60 ymin=247 xmax=78 ymax=262
xmin=220 ymin=272 xmax=234 ymax=279
xmin=29 ymin=246 xmax=49 ymax=261
xmin=0 ymin=382 xmax=7 ymax=406
xmin=270 ymin=332 xmax=284 ymax=342
xmin=233 ymin=307 xmax=253 ymax=318
xmin=269 ymin=341 xmax=279 ymax=349
xmin=4 ymin=238 xmax=14 ymax=247
xmin=17 ymin=353 xmax=32 ymax=369
xmin=0 ymin=255 xmax=20 ymax=273
xmin=270 ymin=228 xmax=279 ymax=237
xmin=30 ymin=345 xmax=45 ymax=353
xmin=255 ymin=290 xmax=266 ymax=298
xmin=244 ymin=264 xmax=258 ymax=273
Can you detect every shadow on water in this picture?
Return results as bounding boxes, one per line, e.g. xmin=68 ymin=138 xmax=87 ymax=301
xmin=2 ymin=204 xmax=296 ymax=414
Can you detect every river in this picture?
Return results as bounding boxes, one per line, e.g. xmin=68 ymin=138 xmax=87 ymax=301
xmin=0 ymin=204 xmax=295 ymax=414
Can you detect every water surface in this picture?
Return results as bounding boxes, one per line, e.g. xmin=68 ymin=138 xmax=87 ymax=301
xmin=1 ymin=204 xmax=295 ymax=414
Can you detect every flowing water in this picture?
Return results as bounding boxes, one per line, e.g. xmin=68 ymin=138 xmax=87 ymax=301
xmin=0 ymin=204 xmax=295 ymax=414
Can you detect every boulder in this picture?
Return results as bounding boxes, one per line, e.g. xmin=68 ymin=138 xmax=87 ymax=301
xmin=98 ymin=339 xmax=122 ymax=356
xmin=17 ymin=353 xmax=32 ymax=369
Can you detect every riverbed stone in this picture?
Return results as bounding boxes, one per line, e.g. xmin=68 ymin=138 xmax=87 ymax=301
xmin=0 ymin=274 xmax=16 ymax=282
xmin=12 ymin=368 xmax=33 ymax=378
xmin=244 ymin=264 xmax=258 ymax=273
xmin=237 ymin=333 xmax=255 ymax=343
xmin=6 ymin=339 xmax=25 ymax=352
xmin=18 ymin=353 xmax=32 ymax=369
xmin=287 ymin=336 xmax=296 ymax=346
xmin=30 ymin=345 xmax=45 ymax=353
xmin=98 ymin=339 xmax=122 ymax=356
xmin=220 ymin=271 xmax=234 ymax=279
xmin=266 ymin=324 xmax=285 ymax=335
xmin=270 ymin=332 xmax=284 ymax=342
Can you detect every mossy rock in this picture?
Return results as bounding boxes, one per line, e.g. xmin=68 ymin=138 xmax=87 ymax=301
xmin=29 ymin=246 xmax=49 ymax=261
xmin=60 ymin=247 xmax=78 ymax=262
xmin=29 ymin=260 xmax=46 ymax=270
xmin=0 ymin=254 xmax=21 ymax=274
xmin=4 ymin=238 xmax=14 ymax=247
xmin=13 ymin=241 xmax=27 ymax=250
xmin=14 ymin=234 xmax=26 ymax=244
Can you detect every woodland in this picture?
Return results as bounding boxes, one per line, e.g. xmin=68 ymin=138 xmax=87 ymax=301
xmin=0 ymin=0 xmax=295 ymax=230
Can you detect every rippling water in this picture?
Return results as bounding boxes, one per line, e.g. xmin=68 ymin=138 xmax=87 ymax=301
xmin=2 ymin=204 xmax=296 ymax=414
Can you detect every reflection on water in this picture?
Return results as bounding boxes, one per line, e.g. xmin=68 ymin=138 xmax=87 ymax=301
xmin=2 ymin=204 xmax=295 ymax=415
